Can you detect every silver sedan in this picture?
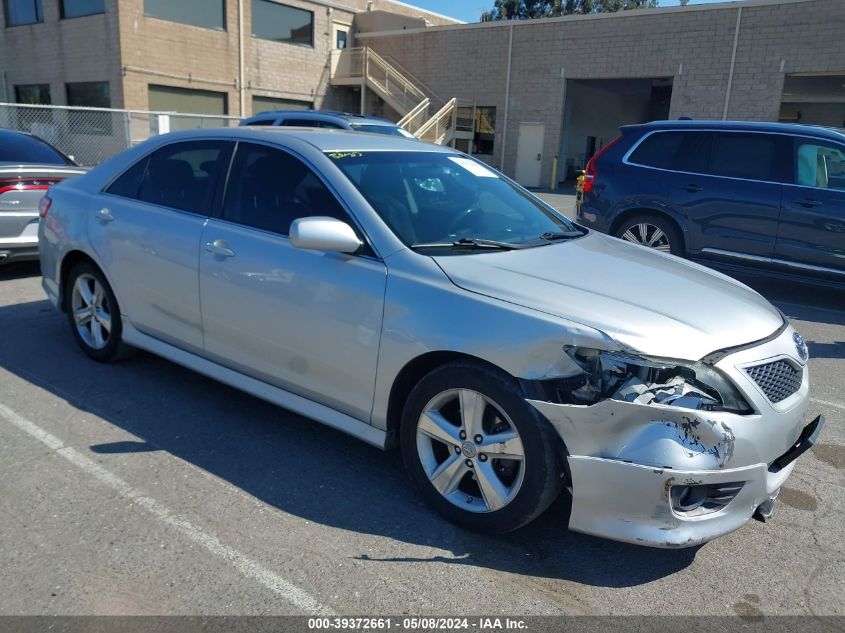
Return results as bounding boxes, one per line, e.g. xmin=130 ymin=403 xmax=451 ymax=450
xmin=38 ymin=127 xmax=824 ymax=547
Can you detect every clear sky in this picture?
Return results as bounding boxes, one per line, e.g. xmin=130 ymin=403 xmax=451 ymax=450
xmin=407 ymin=0 xmax=728 ymax=23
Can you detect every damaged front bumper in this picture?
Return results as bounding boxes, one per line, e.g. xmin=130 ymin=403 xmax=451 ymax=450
xmin=527 ymin=324 xmax=821 ymax=548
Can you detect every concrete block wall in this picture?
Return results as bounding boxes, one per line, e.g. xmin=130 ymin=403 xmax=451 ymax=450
xmin=364 ymin=0 xmax=845 ymax=184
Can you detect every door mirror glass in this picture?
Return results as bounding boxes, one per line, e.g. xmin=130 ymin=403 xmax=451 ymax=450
xmin=289 ymin=217 xmax=362 ymax=253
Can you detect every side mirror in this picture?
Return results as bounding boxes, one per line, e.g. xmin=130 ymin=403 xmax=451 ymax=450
xmin=289 ymin=216 xmax=363 ymax=254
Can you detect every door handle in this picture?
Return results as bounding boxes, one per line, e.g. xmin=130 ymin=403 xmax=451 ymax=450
xmin=681 ymin=184 xmax=703 ymax=193
xmin=204 ymin=240 xmax=236 ymax=258
xmin=536 ymin=153 xmax=542 ymax=161
xmin=96 ymin=207 xmax=114 ymax=223
xmin=792 ymin=198 xmax=822 ymax=208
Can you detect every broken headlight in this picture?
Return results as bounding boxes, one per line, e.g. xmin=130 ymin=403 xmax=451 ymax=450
xmin=554 ymin=347 xmax=752 ymax=414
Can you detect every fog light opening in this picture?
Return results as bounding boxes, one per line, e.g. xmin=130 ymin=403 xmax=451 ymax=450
xmin=670 ymin=482 xmax=745 ymax=517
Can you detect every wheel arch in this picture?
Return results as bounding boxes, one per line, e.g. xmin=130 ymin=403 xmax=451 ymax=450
xmin=58 ymin=250 xmax=119 ymax=312
xmin=609 ymin=207 xmax=688 ymax=255
xmin=385 ymin=351 xmax=570 ymax=471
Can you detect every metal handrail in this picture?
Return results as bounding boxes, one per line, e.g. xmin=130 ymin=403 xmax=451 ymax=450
xmin=397 ymin=98 xmax=430 ymax=132
xmin=415 ymin=98 xmax=458 ymax=145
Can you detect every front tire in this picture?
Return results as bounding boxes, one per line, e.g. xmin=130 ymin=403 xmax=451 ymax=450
xmin=614 ymin=213 xmax=683 ymax=256
xmin=65 ymin=261 xmax=130 ymax=362
xmin=400 ymin=361 xmax=564 ymax=534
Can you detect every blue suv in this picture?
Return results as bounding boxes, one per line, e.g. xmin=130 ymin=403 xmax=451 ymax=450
xmin=240 ymin=110 xmax=413 ymax=138
xmin=576 ymin=120 xmax=845 ymax=286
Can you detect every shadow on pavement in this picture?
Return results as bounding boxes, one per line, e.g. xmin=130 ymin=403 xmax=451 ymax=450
xmin=0 ymin=261 xmax=41 ymax=281
xmin=0 ymin=296 xmax=698 ymax=589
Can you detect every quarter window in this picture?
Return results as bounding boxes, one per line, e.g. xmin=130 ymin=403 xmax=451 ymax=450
xmin=4 ymin=0 xmax=43 ymax=25
xmin=105 ymin=157 xmax=150 ymax=199
xmin=223 ymin=143 xmax=348 ymax=235
xmin=136 ymin=141 xmax=229 ymax=214
xmin=795 ymin=140 xmax=845 ymax=191
xmin=252 ymin=0 xmax=313 ymax=47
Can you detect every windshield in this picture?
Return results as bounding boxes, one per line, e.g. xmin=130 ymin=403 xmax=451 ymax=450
xmin=349 ymin=124 xmax=414 ymax=138
xmin=0 ymin=131 xmax=75 ymax=165
xmin=328 ymin=151 xmax=578 ymax=249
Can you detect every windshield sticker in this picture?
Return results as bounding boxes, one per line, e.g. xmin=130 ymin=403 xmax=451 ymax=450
xmin=448 ymin=156 xmax=497 ymax=178
xmin=327 ymin=152 xmax=363 ymax=159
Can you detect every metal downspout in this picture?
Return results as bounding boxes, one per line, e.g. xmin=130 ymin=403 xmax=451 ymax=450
xmin=723 ymin=7 xmax=742 ymax=120
xmin=500 ymin=24 xmax=514 ymax=173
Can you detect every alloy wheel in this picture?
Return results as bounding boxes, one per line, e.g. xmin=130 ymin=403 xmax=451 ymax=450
xmin=416 ymin=388 xmax=525 ymax=513
xmin=620 ymin=222 xmax=672 ymax=253
xmin=70 ymin=273 xmax=112 ymax=350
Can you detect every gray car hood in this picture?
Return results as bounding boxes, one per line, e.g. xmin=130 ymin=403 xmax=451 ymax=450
xmin=433 ymin=232 xmax=783 ymax=361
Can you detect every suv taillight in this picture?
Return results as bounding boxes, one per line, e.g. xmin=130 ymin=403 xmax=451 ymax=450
xmin=581 ymin=135 xmax=622 ymax=195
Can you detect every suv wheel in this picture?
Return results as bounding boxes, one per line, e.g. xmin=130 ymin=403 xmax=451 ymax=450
xmin=65 ymin=262 xmax=131 ymax=362
xmin=400 ymin=361 xmax=563 ymax=534
xmin=614 ymin=214 xmax=683 ymax=256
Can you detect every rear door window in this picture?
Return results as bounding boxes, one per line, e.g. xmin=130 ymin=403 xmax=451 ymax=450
xmin=706 ymin=132 xmax=789 ymax=182
xmin=222 ymin=142 xmax=349 ymax=236
xmin=136 ymin=141 xmax=231 ymax=215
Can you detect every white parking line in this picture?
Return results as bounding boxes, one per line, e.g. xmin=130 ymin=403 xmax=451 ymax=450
xmin=811 ymin=398 xmax=845 ymax=412
xmin=0 ymin=401 xmax=333 ymax=616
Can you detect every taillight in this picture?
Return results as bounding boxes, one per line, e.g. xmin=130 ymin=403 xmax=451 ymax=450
xmin=0 ymin=177 xmax=60 ymax=195
xmin=581 ymin=135 xmax=622 ymax=195
xmin=39 ymin=195 xmax=53 ymax=218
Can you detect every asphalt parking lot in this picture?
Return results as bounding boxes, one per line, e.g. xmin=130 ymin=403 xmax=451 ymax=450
xmin=1 ymin=207 xmax=843 ymax=617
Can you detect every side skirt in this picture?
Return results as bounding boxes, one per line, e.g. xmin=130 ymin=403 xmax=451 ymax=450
xmin=121 ymin=319 xmax=387 ymax=450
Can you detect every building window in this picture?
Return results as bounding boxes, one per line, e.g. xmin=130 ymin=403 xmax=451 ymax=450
xmin=66 ymin=81 xmax=111 ymax=108
xmin=252 ymin=0 xmax=313 ymax=47
xmin=15 ymin=84 xmax=51 ymax=104
xmin=144 ymin=0 xmax=225 ymax=31
xmin=252 ymin=95 xmax=312 ymax=114
xmin=474 ymin=107 xmax=496 ymax=155
xmin=4 ymin=0 xmax=44 ymax=26
xmin=61 ymin=0 xmax=104 ymax=19
xmin=66 ymin=81 xmax=112 ymax=135
xmin=335 ymin=27 xmax=348 ymax=49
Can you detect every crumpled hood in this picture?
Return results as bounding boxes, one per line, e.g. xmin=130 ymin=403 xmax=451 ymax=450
xmin=433 ymin=232 xmax=783 ymax=361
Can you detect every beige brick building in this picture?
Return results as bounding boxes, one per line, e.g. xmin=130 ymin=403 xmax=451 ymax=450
xmin=0 ymin=0 xmax=457 ymax=116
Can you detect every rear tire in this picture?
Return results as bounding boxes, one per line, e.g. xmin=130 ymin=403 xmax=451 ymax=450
xmin=400 ymin=361 xmax=564 ymax=534
xmin=65 ymin=261 xmax=132 ymax=362
xmin=614 ymin=213 xmax=683 ymax=256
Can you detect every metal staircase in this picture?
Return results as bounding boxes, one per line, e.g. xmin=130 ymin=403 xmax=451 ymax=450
xmin=330 ymin=47 xmax=471 ymax=146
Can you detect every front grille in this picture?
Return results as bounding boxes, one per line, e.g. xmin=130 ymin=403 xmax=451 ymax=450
xmin=745 ymin=360 xmax=802 ymax=403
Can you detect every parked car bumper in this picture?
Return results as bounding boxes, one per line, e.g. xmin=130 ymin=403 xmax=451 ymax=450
xmin=0 ymin=232 xmax=39 ymax=263
xmin=528 ymin=325 xmax=820 ymax=547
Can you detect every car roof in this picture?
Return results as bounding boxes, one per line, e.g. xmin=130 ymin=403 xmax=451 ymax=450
xmin=244 ymin=110 xmax=398 ymax=126
xmin=155 ymin=126 xmax=455 ymax=153
xmin=624 ymin=119 xmax=845 ymax=141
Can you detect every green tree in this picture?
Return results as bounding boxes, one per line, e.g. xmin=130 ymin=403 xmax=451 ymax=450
xmin=481 ymin=0 xmax=657 ymax=20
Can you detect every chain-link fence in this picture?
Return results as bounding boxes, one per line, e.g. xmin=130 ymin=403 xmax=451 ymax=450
xmin=0 ymin=103 xmax=242 ymax=166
